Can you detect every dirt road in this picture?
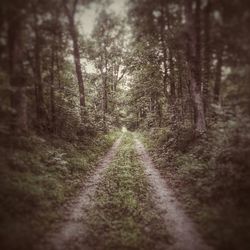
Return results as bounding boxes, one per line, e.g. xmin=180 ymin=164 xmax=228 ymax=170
xmin=135 ymin=138 xmax=212 ymax=250
xmin=38 ymin=133 xmax=212 ymax=250
xmin=38 ymin=136 xmax=123 ymax=250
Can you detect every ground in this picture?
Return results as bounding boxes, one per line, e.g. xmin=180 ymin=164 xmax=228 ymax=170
xmin=33 ymin=131 xmax=212 ymax=250
xmin=4 ymin=130 xmax=247 ymax=250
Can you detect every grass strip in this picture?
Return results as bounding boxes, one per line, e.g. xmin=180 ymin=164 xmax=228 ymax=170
xmin=86 ymin=132 xmax=169 ymax=250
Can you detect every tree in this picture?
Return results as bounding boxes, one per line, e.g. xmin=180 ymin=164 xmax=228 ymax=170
xmin=184 ymin=0 xmax=206 ymax=134
xmin=63 ymin=0 xmax=86 ymax=117
xmin=7 ymin=1 xmax=28 ymax=134
xmin=89 ymin=9 xmax=126 ymax=130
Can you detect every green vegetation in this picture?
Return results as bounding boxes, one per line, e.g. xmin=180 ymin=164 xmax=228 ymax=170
xmin=140 ymin=122 xmax=250 ymax=250
xmin=0 ymin=131 xmax=119 ymax=250
xmin=0 ymin=0 xmax=250 ymax=249
xmin=126 ymin=1 xmax=250 ymax=249
xmin=85 ymin=133 xmax=170 ymax=250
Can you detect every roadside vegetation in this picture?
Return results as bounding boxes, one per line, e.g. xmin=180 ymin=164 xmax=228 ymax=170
xmin=85 ymin=132 xmax=170 ymax=250
xmin=0 ymin=131 xmax=119 ymax=250
xmin=0 ymin=0 xmax=249 ymax=250
xmin=125 ymin=1 xmax=250 ymax=249
xmin=139 ymin=120 xmax=250 ymax=250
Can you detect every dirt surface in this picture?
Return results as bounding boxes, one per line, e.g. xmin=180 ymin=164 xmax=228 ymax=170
xmin=37 ymin=134 xmax=213 ymax=250
xmin=37 ymin=136 xmax=123 ymax=250
xmin=134 ymin=138 xmax=212 ymax=250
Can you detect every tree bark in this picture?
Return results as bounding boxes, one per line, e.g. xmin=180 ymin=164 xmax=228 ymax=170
xmin=159 ymin=1 xmax=168 ymax=98
xmin=50 ymin=45 xmax=56 ymax=131
xmin=185 ymin=0 xmax=206 ymax=134
xmin=102 ymin=74 xmax=108 ymax=131
xmin=34 ymin=12 xmax=46 ymax=126
xmin=63 ymin=0 xmax=86 ymax=114
xmin=169 ymin=48 xmax=175 ymax=99
xmin=195 ymin=0 xmax=202 ymax=87
xmin=176 ymin=52 xmax=183 ymax=98
xmin=203 ymin=0 xmax=211 ymax=112
xmin=214 ymin=44 xmax=224 ymax=103
xmin=102 ymin=76 xmax=108 ymax=114
xmin=7 ymin=11 xmax=28 ymax=134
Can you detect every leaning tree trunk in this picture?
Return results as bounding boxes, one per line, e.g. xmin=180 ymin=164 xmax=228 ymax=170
xmin=185 ymin=0 xmax=206 ymax=135
xmin=203 ymin=0 xmax=211 ymax=113
xmin=63 ymin=1 xmax=85 ymax=118
xmin=7 ymin=10 xmax=28 ymax=134
xmin=195 ymin=0 xmax=202 ymax=88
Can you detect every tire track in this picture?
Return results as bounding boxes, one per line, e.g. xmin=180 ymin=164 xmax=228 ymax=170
xmin=38 ymin=136 xmax=123 ymax=250
xmin=135 ymin=137 xmax=212 ymax=250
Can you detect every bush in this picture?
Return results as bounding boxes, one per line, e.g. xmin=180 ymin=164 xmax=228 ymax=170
xmin=143 ymin=111 xmax=250 ymax=249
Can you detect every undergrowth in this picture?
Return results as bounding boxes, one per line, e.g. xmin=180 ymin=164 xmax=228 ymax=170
xmin=86 ymin=132 xmax=169 ymax=250
xmin=0 ymin=131 xmax=119 ymax=250
xmin=139 ymin=120 xmax=250 ymax=250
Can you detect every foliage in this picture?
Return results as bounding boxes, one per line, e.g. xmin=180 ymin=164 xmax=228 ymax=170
xmin=141 ymin=110 xmax=250 ymax=249
xmin=0 ymin=0 xmax=249 ymax=249
xmin=0 ymin=131 xmax=119 ymax=250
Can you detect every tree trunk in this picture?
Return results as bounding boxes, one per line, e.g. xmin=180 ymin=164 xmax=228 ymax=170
xmin=185 ymin=0 xmax=206 ymax=134
xmin=102 ymin=75 xmax=108 ymax=131
xmin=160 ymin=1 xmax=168 ymax=98
xmin=102 ymin=76 xmax=108 ymax=114
xmin=50 ymin=46 xmax=56 ymax=131
xmin=156 ymin=99 xmax=162 ymax=127
xmin=203 ymin=0 xmax=211 ymax=112
xmin=7 ymin=11 xmax=28 ymax=134
xmin=195 ymin=0 xmax=202 ymax=87
xmin=169 ymin=48 xmax=176 ymax=99
xmin=63 ymin=1 xmax=86 ymax=115
xmin=214 ymin=44 xmax=224 ymax=103
xmin=163 ymin=1 xmax=176 ymax=101
xmin=34 ymin=14 xmax=46 ymax=126
xmin=176 ymin=52 xmax=183 ymax=98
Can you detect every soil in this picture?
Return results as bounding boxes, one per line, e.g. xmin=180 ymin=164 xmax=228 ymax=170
xmin=134 ymin=138 xmax=212 ymax=250
xmin=37 ymin=134 xmax=213 ymax=250
xmin=37 ymin=136 xmax=123 ymax=250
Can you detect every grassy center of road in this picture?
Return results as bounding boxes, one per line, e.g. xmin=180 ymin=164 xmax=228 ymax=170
xmin=86 ymin=132 xmax=169 ymax=250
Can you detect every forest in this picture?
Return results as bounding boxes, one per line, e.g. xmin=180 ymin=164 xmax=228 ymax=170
xmin=0 ymin=0 xmax=250 ymax=250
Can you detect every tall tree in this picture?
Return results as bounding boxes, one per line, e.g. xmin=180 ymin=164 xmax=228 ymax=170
xmin=63 ymin=0 xmax=86 ymax=115
xmin=184 ymin=0 xmax=206 ymax=134
xmin=90 ymin=9 xmax=126 ymax=130
xmin=32 ymin=3 xmax=46 ymax=128
xmin=214 ymin=44 xmax=223 ymax=104
xmin=7 ymin=2 xmax=28 ymax=133
xmin=203 ymin=0 xmax=211 ymax=112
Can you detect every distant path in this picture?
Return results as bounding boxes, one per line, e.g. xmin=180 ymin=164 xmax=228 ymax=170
xmin=38 ymin=136 xmax=123 ymax=250
xmin=134 ymin=137 xmax=212 ymax=250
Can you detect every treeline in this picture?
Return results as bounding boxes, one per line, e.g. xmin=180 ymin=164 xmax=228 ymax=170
xmin=126 ymin=0 xmax=250 ymax=135
xmin=126 ymin=2 xmax=250 ymax=248
xmin=0 ymin=0 xmax=126 ymax=139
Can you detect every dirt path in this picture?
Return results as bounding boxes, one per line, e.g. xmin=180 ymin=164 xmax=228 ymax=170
xmin=134 ymin=138 xmax=212 ymax=250
xmin=38 ymin=136 xmax=123 ymax=250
